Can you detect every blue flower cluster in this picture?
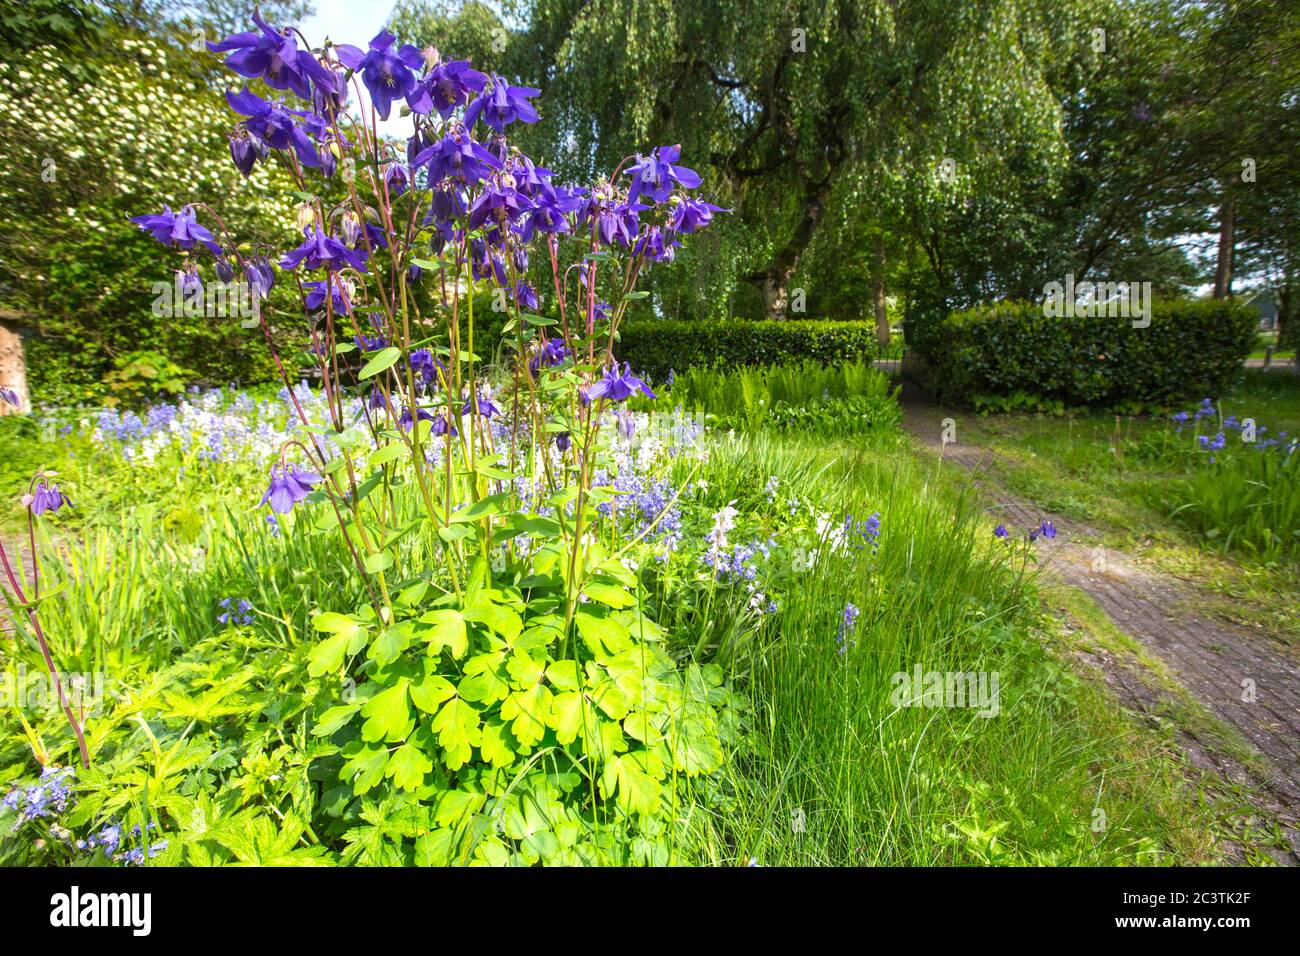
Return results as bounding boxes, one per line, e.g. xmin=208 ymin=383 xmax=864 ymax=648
xmin=217 ymin=597 xmax=255 ymax=626
xmin=2 ymin=765 xmax=74 ymax=822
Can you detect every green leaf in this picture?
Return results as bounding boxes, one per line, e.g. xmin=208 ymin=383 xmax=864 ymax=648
xmin=307 ymin=631 xmax=353 ymax=678
xmin=419 ymin=608 xmax=468 ymax=659
xmin=341 ymin=743 xmax=388 ymax=795
xmin=369 ymin=621 xmax=413 ymax=666
xmin=386 ymin=742 xmax=433 ymax=791
xmin=431 ymin=697 xmax=481 ymax=770
xmin=501 ymin=684 xmax=553 ymax=748
xmin=370 ymin=443 xmax=407 ymax=467
xmin=478 ymin=719 xmax=516 ymax=768
xmin=599 ymin=751 xmax=664 ymax=816
xmin=545 ymin=660 xmax=580 ymax=691
xmin=582 ymin=581 xmax=635 ymax=609
xmin=506 ymin=652 xmax=544 ymax=688
xmin=547 ymin=691 xmax=594 ymax=745
xmin=409 ymin=673 xmax=457 ymax=714
xmin=360 ymin=678 xmax=412 ymax=743
xmin=312 ymin=703 xmax=361 ymax=737
xmin=450 ymin=492 xmax=511 ymax=524
xmin=575 ymin=608 xmax=631 ymax=656
xmin=359 ymin=347 xmax=402 ymax=379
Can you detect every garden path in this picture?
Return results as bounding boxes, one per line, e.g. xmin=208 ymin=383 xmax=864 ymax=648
xmin=899 ymin=385 xmax=1300 ymax=864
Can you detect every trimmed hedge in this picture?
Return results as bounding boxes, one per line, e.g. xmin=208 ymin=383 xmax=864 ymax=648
xmin=910 ymin=298 xmax=1256 ymax=407
xmin=615 ymin=319 xmax=878 ymax=381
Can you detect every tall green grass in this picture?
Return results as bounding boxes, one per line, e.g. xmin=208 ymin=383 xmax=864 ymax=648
xmin=649 ymin=433 xmax=1221 ymax=864
xmin=636 ymin=361 xmax=901 ymax=438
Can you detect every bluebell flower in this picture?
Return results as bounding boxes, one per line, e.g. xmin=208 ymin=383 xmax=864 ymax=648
xmin=836 ymin=602 xmax=861 ymax=654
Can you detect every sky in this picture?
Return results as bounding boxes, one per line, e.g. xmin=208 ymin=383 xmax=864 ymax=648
xmin=299 ymin=0 xmax=414 ymax=141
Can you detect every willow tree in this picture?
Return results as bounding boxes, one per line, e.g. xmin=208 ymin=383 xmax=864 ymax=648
xmin=393 ymin=0 xmax=1073 ymax=319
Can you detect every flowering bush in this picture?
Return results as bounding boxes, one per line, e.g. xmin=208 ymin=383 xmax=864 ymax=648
xmin=0 ymin=34 xmax=300 ymax=400
xmin=46 ymin=13 xmax=765 ymax=863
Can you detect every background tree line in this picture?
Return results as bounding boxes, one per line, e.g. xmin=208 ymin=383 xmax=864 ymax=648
xmin=1 ymin=0 xmax=1295 ymax=404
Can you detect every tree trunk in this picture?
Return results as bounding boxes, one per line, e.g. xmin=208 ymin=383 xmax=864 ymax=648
xmin=0 ymin=317 xmax=29 ymax=415
xmin=1213 ymin=195 xmax=1236 ymax=299
xmin=744 ymin=175 xmax=834 ymax=319
xmin=873 ymin=235 xmax=889 ymax=347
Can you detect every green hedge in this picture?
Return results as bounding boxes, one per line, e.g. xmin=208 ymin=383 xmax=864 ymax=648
xmin=614 ymin=319 xmax=878 ymax=381
xmin=910 ymin=299 xmax=1256 ymax=407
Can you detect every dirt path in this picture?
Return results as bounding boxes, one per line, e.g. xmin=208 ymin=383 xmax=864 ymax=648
xmin=900 ymin=385 xmax=1300 ymax=863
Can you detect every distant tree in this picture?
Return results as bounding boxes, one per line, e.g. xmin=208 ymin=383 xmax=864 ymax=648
xmin=392 ymin=0 xmax=1077 ymax=319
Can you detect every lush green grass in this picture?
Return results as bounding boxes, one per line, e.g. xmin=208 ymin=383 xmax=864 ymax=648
xmin=634 ymin=361 xmax=903 ymax=440
xmin=0 ymin=379 xmax=1259 ymax=865
xmin=660 ymin=433 xmax=1227 ymax=864
xmin=947 ymin=370 xmax=1300 ymax=641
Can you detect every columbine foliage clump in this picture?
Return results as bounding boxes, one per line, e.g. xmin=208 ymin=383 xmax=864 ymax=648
xmin=118 ymin=16 xmax=732 ymax=862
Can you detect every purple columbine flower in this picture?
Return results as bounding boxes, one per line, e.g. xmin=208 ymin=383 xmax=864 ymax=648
xmin=207 ymin=11 xmax=338 ymax=103
xmin=224 ymin=87 xmax=323 ymax=167
xmin=129 ymin=204 xmax=222 ymax=256
xmin=280 ymin=227 xmax=369 ymax=273
xmin=431 ymin=412 xmax=458 ymax=437
xmin=993 ymin=523 xmax=1008 ymax=538
xmin=461 ymin=391 xmax=500 ymax=419
xmin=669 ymin=197 xmax=727 ymax=233
xmin=555 ymin=431 xmax=571 ymax=452
xmin=616 ymin=409 xmax=636 ymax=441
xmin=333 ymin=30 xmax=425 ymax=121
xmin=514 ymin=281 xmax=539 ymax=311
xmin=633 ymin=225 xmax=681 ymax=263
xmin=1038 ymin=519 xmax=1057 ymax=539
xmin=228 ymin=129 xmax=265 ymax=177
xmin=520 ymin=184 xmax=580 ymax=240
xmin=0 ymin=387 xmax=19 ymax=407
xmin=581 ymin=363 xmax=656 ymax=405
xmin=399 ymin=406 xmax=435 ymax=432
xmin=464 ymin=74 xmax=541 ymax=131
xmin=529 ymin=339 xmax=568 ymax=377
xmin=409 ymin=58 xmax=488 ymax=117
xmin=414 ymin=130 xmax=502 ymax=186
xmin=26 ymin=480 xmax=68 ymax=516
xmin=260 ymin=464 xmax=322 ymax=514
xmin=468 ymin=181 xmax=528 ymax=230
xmin=239 ymin=261 xmax=272 ymax=309
xmin=625 ymin=144 xmax=702 ymax=203
xmin=409 ymin=348 xmax=444 ymax=389
xmin=385 ymin=162 xmax=411 ymax=199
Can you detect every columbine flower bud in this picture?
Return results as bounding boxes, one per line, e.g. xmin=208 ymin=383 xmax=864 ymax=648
xmin=340 ymin=211 xmax=361 ymax=246
xmin=422 ymin=45 xmax=441 ymax=69
xmin=295 ymin=202 xmax=316 ymax=231
xmin=229 ymin=131 xmax=258 ymax=178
